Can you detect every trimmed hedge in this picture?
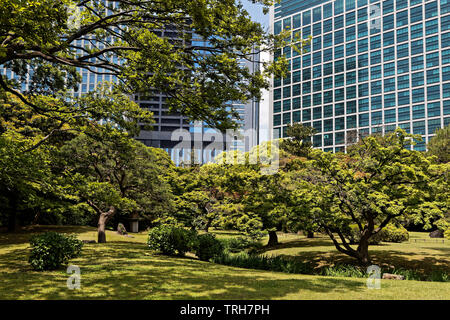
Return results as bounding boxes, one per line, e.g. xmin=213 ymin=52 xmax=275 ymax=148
xmin=194 ymin=233 xmax=224 ymax=261
xmin=29 ymin=232 xmax=83 ymax=271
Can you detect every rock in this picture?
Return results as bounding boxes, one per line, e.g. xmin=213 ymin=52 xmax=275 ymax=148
xmin=429 ymin=230 xmax=444 ymax=238
xmin=382 ymin=273 xmax=405 ymax=280
xmin=82 ymin=240 xmax=96 ymax=244
xmin=117 ymin=223 xmax=127 ymax=235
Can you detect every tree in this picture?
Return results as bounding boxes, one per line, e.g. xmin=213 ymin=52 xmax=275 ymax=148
xmin=286 ymin=129 xmax=448 ymax=265
xmin=427 ymin=125 xmax=450 ymax=163
xmin=56 ymin=131 xmax=174 ymax=243
xmin=280 ymin=123 xmax=316 ymax=158
xmin=166 ymin=164 xmax=224 ymax=231
xmin=0 ymin=0 xmax=293 ymax=137
xmin=209 ymin=156 xmax=289 ymax=245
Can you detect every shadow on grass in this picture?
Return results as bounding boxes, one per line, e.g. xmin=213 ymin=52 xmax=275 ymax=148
xmin=0 ymin=241 xmax=367 ymax=299
xmin=0 ymin=225 xmax=94 ymax=245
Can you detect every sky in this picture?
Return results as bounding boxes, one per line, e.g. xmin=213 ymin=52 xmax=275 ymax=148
xmin=241 ymin=1 xmax=270 ymax=29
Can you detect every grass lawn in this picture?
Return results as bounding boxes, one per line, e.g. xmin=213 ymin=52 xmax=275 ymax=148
xmin=0 ymin=225 xmax=449 ymax=300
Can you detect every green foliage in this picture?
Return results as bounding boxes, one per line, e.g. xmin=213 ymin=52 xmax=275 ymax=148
xmin=212 ymin=252 xmax=314 ymax=275
xmin=55 ymin=131 xmax=174 ymax=242
xmin=280 ymin=123 xmax=316 ymax=158
xmin=285 ymin=129 xmax=448 ymax=264
xmin=28 ymin=232 xmax=83 ymax=271
xmin=321 ymin=264 xmax=367 ymax=278
xmin=346 ymin=224 xmax=409 ymax=244
xmin=0 ymin=0 xmax=289 ymax=132
xmin=219 ymin=237 xmax=258 ymax=254
xmin=444 ymin=228 xmax=450 ymax=240
xmin=377 ymin=224 xmax=410 ymax=243
xmin=147 ymin=225 xmax=197 ymax=257
xmin=427 ymin=125 xmax=450 ymax=163
xmin=193 ymin=233 xmax=224 ymax=261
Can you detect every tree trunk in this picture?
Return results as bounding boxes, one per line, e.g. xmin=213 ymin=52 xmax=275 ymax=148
xmin=267 ymin=231 xmax=278 ymax=246
xmin=356 ymin=237 xmax=371 ymax=266
xmin=97 ymin=213 xmax=109 ymax=243
xmin=97 ymin=207 xmax=116 ymax=243
xmin=306 ymin=231 xmax=314 ymax=238
xmin=204 ymin=218 xmax=212 ymax=232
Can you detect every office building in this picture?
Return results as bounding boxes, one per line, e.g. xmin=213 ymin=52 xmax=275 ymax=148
xmin=270 ymin=0 xmax=450 ymax=151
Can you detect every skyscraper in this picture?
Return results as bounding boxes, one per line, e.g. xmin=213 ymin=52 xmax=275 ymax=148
xmin=270 ymin=0 xmax=450 ymax=152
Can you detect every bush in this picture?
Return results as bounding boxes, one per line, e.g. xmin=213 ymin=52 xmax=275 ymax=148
xmin=147 ymin=225 xmax=196 ymax=256
xmin=194 ymin=233 xmax=224 ymax=261
xmin=346 ymin=224 xmax=409 ymax=244
xmin=29 ymin=232 xmax=83 ymax=271
xmin=212 ymin=252 xmax=314 ymax=274
xmin=219 ymin=237 xmax=262 ymax=254
xmin=321 ymin=264 xmax=366 ymax=278
xmin=444 ymin=229 xmax=450 ymax=240
xmin=377 ymin=224 xmax=409 ymax=243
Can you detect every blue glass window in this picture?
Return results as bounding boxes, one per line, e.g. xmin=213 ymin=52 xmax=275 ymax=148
xmin=396 ymin=10 xmax=408 ymax=27
xmin=412 ymin=71 xmax=424 ymax=86
xmin=428 ymin=102 xmax=441 ymax=117
xmin=358 ymin=22 xmax=368 ymax=37
xmin=398 ymin=106 xmax=410 ymax=121
xmin=410 ymin=6 xmax=423 ymax=23
xmin=383 ymin=14 xmax=394 ymax=31
xmin=385 ymin=93 xmax=396 ymax=107
xmin=413 ymin=104 xmax=425 ymax=119
xmin=384 ymin=77 xmax=396 ymax=92
xmin=397 ymin=58 xmax=409 ymax=74
xmin=359 ymin=113 xmax=369 ymax=126
xmin=398 ymin=90 xmax=410 ymax=105
xmin=384 ymin=31 xmax=395 ymax=46
xmin=426 ymin=19 xmax=439 ymax=35
xmin=411 ymin=39 xmax=423 ymax=55
xmin=412 ymin=88 xmax=425 ymax=103
xmin=413 ymin=120 xmax=426 ymax=135
xmin=385 ymin=109 xmax=396 ymax=123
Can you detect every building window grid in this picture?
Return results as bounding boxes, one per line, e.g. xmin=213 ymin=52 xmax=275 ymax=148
xmin=273 ymin=1 xmax=448 ymax=147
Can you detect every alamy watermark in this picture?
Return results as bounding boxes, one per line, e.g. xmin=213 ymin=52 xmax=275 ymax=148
xmin=67 ymin=265 xmax=81 ymax=290
xmin=170 ymin=124 xmax=280 ymax=175
xmin=366 ymin=265 xmax=381 ymax=289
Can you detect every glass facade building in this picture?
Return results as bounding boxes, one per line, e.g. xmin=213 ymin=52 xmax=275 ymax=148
xmin=270 ymin=0 xmax=450 ymax=152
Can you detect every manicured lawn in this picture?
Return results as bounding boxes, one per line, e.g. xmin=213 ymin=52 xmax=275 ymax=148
xmin=260 ymin=232 xmax=450 ymax=277
xmin=0 ymin=226 xmax=449 ymax=300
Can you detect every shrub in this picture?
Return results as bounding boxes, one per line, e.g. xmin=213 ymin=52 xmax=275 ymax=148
xmin=29 ymin=232 xmax=83 ymax=271
xmin=346 ymin=224 xmax=409 ymax=244
xmin=321 ymin=264 xmax=366 ymax=278
xmin=212 ymin=252 xmax=314 ymax=274
xmin=147 ymin=225 xmax=196 ymax=256
xmin=377 ymin=224 xmax=409 ymax=243
xmin=444 ymin=228 xmax=450 ymax=240
xmin=219 ymin=237 xmax=262 ymax=254
xmin=194 ymin=233 xmax=224 ymax=261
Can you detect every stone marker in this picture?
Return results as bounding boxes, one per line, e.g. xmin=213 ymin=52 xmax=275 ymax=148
xmin=117 ymin=223 xmax=127 ymax=235
xmin=382 ymin=273 xmax=405 ymax=280
xmin=429 ymin=229 xmax=444 ymax=238
xmin=82 ymin=240 xmax=96 ymax=244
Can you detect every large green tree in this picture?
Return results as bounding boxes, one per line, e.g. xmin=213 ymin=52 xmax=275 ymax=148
xmin=286 ymin=129 xmax=448 ymax=265
xmin=427 ymin=125 xmax=450 ymax=163
xmin=56 ymin=131 xmax=174 ymax=242
xmin=0 ymin=0 xmax=294 ymax=134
